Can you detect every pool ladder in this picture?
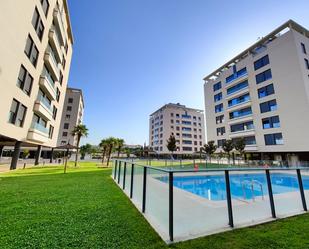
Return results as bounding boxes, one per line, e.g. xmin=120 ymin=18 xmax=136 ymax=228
xmin=241 ymin=180 xmax=264 ymax=202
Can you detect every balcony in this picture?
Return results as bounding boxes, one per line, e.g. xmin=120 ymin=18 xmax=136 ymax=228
xmin=44 ymin=45 xmax=60 ymax=80
xmin=33 ymin=96 xmax=53 ymax=121
xmin=27 ymin=123 xmax=49 ymax=143
xmin=53 ymin=7 xmax=66 ymax=45
xmin=39 ymin=68 xmax=57 ymax=100
xmin=229 ymin=129 xmax=256 ymax=139
xmin=49 ymin=26 xmax=62 ymax=61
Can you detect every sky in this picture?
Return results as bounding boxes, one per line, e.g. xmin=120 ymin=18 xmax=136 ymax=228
xmin=67 ymin=0 xmax=309 ymax=146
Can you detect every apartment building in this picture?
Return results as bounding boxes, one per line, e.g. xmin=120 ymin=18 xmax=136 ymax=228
xmin=57 ymin=88 xmax=84 ymax=146
xmin=0 ymin=0 xmax=73 ymax=169
xmin=204 ymin=20 xmax=309 ymax=162
xmin=149 ymin=103 xmax=205 ymax=154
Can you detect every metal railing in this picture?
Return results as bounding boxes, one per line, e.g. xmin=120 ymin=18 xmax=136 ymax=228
xmin=112 ymin=159 xmax=308 ymax=242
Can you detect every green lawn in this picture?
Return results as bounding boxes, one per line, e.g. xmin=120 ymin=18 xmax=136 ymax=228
xmin=0 ymin=162 xmax=308 ymax=249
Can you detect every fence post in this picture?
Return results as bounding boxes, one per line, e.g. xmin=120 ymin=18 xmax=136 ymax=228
xmin=296 ymin=169 xmax=307 ymax=211
xmin=117 ymin=161 xmax=121 ymax=184
xmin=114 ymin=160 xmax=118 ymax=179
xmin=130 ymin=164 xmax=135 ymax=198
xmin=225 ymin=170 xmax=234 ymax=227
xmin=265 ymin=169 xmax=276 ymax=218
xmin=123 ymin=162 xmax=127 ymax=189
xmin=169 ymin=171 xmax=174 ymax=242
xmin=142 ymin=167 xmax=147 ymax=213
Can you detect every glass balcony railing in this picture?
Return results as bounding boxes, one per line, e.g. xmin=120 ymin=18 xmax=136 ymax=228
xmin=51 ymin=25 xmax=62 ymax=49
xmin=46 ymin=45 xmax=60 ymax=74
xmin=37 ymin=95 xmax=53 ymax=113
xmin=31 ymin=122 xmax=49 ymax=134
xmin=42 ymin=67 xmax=56 ymax=93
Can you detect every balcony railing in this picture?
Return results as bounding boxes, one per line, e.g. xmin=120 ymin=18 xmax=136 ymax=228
xmin=31 ymin=122 xmax=49 ymax=134
xmin=37 ymin=95 xmax=53 ymax=113
xmin=42 ymin=67 xmax=56 ymax=89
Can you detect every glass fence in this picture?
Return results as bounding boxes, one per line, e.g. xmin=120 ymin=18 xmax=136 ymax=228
xmin=112 ymin=160 xmax=308 ymax=242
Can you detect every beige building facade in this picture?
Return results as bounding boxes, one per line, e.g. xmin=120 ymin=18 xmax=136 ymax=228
xmin=57 ymin=88 xmax=84 ymax=146
xmin=149 ymin=103 xmax=205 ymax=154
xmin=0 ymin=0 xmax=73 ymax=168
xmin=204 ymin=20 xmax=309 ymax=162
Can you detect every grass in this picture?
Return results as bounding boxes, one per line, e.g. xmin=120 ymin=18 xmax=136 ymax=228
xmin=0 ymin=162 xmax=308 ymax=248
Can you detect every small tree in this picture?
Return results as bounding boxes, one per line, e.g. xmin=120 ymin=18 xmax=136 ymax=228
xmin=222 ymin=139 xmax=234 ymax=165
xmin=166 ymin=134 xmax=177 ymax=159
xmin=234 ymin=138 xmax=246 ymax=161
xmin=80 ymin=144 xmax=92 ymax=160
xmin=203 ymin=140 xmax=217 ymax=163
xmin=71 ymin=124 xmax=89 ymax=167
xmin=22 ymin=149 xmax=30 ymax=159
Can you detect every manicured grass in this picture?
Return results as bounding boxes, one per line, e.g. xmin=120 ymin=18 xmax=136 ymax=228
xmin=0 ymin=162 xmax=308 ymax=248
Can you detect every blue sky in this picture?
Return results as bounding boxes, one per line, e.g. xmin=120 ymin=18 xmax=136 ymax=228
xmin=67 ymin=0 xmax=309 ymax=146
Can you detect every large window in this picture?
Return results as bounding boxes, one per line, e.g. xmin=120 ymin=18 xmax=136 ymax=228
xmin=217 ymin=139 xmax=226 ymax=148
xmin=40 ymin=0 xmax=50 ymax=17
xmin=232 ymin=136 xmax=256 ymax=145
xmin=258 ymin=84 xmax=275 ymax=98
xmin=182 ymin=127 xmax=191 ymax=131
xmin=254 ymin=55 xmax=269 ymax=70
xmin=183 ymin=147 xmax=192 ymax=151
xmin=264 ymin=133 xmax=283 ymax=145
xmin=256 ymin=69 xmax=272 ymax=84
xmin=216 ymin=115 xmax=224 ymax=124
xmin=183 ymin=140 xmax=192 ymax=145
xmin=262 ymin=116 xmax=280 ymax=129
xmin=17 ymin=65 xmax=33 ymax=96
xmin=8 ymin=99 xmax=27 ymax=127
xmin=305 ymin=59 xmax=309 ymax=69
xmin=214 ymin=92 xmax=222 ymax=102
xmin=182 ymin=134 xmax=192 ymax=138
xmin=229 ymin=107 xmax=252 ymax=119
xmin=64 ymin=123 xmax=69 ymax=129
xmin=182 ymin=121 xmax=191 ymax=125
xmin=227 ymin=80 xmax=248 ymax=95
xmin=215 ymin=103 xmax=223 ymax=113
xmin=24 ymin=35 xmax=39 ymax=67
xmin=260 ymin=99 xmax=277 ymax=113
xmin=226 ymin=67 xmax=247 ymax=84
xmin=213 ymin=82 xmax=222 ymax=92
xmin=230 ymin=121 xmax=254 ymax=133
xmin=49 ymin=125 xmax=54 ymax=139
xmin=217 ymin=127 xmax=225 ymax=136
xmin=228 ymin=93 xmax=250 ymax=107
xmin=31 ymin=8 xmax=45 ymax=40
xmin=301 ymin=43 xmax=307 ymax=54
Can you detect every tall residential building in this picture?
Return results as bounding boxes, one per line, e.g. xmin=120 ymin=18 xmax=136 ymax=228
xmin=0 ymin=0 xmax=73 ymax=168
xmin=57 ymin=87 xmax=84 ymax=146
xmin=149 ymin=103 xmax=205 ymax=154
xmin=204 ymin=20 xmax=309 ymax=162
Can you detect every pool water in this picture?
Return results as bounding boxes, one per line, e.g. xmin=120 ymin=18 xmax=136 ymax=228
xmin=158 ymin=173 xmax=309 ymax=201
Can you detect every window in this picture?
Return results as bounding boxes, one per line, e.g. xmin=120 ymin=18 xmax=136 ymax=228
xmin=262 ymin=116 xmax=280 ymax=129
xmin=226 ymin=67 xmax=247 ymax=84
xmin=64 ymin=123 xmax=69 ymax=129
xmin=49 ymin=125 xmax=54 ymax=139
xmin=215 ymin=103 xmax=223 ymax=113
xmin=305 ymin=59 xmax=309 ymax=70
xmin=65 ymin=114 xmax=70 ymax=120
xmin=260 ymin=99 xmax=277 ymax=113
xmin=217 ymin=127 xmax=225 ymax=136
xmin=193 ymin=116 xmax=196 ymax=120
xmin=256 ymin=69 xmax=272 ymax=84
xmin=228 ymin=93 xmax=250 ymax=107
xmin=170 ymin=113 xmax=174 ymax=117
xmin=41 ymin=0 xmax=50 ymax=16
xmin=62 ymin=132 xmax=68 ymax=137
xmin=230 ymin=121 xmax=254 ymax=133
xmin=258 ymin=84 xmax=275 ymax=98
xmin=182 ymin=121 xmax=191 ymax=125
xmin=182 ymin=147 xmax=192 ymax=151
xmin=217 ymin=139 xmax=226 ymax=147
xmin=227 ymin=80 xmax=248 ymax=95
xmin=59 ymin=71 xmax=63 ymax=85
xmin=8 ymin=99 xmax=27 ymax=127
xmin=56 ymin=88 xmax=60 ymax=102
xmin=264 ymin=133 xmax=283 ymax=145
xmin=254 ymin=55 xmax=269 ymax=70
xmin=176 ymin=114 xmax=180 ymax=118
xmin=62 ymin=55 xmax=66 ymax=69
xmin=301 ymin=43 xmax=307 ymax=54
xmin=183 ymin=140 xmax=192 ymax=145
xmin=182 ymin=114 xmax=191 ymax=119
xmin=67 ymin=106 xmax=72 ymax=111
xmin=17 ymin=65 xmax=33 ymax=96
xmin=229 ymin=107 xmax=252 ymax=119
xmin=61 ymin=141 xmax=66 ymax=145
xmin=214 ymin=92 xmax=222 ymax=102
xmin=52 ymin=106 xmax=57 ymax=120
xmin=182 ymin=127 xmax=192 ymax=131
xmin=31 ymin=8 xmax=44 ymax=40
xmin=182 ymin=134 xmax=192 ymax=138
xmin=216 ymin=115 xmax=224 ymax=124
xmin=213 ymin=82 xmax=222 ymax=92
xmin=24 ymin=35 xmax=39 ymax=67
xmin=171 ymin=119 xmax=174 ymax=123
xmin=68 ymin=98 xmax=73 ymax=104
xmin=232 ymin=136 xmax=256 ymax=145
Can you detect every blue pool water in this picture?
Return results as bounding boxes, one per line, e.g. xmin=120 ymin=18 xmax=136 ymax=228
xmin=158 ymin=173 xmax=309 ymax=201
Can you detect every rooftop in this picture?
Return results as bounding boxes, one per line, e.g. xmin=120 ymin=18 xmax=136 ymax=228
xmin=150 ymin=103 xmax=204 ymax=116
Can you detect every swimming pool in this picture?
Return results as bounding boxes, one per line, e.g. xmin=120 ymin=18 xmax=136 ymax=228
xmin=159 ymin=173 xmax=309 ymax=201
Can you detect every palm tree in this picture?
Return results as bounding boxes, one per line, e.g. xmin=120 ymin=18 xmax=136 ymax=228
xmin=99 ymin=139 xmax=109 ymax=164
xmin=71 ymin=124 xmax=89 ymax=167
xmin=106 ymin=137 xmax=117 ymax=167
xmin=115 ymin=138 xmax=125 ymax=158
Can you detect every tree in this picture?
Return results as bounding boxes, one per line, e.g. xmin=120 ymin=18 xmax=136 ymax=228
xmin=166 ymin=134 xmax=177 ymax=159
xmin=22 ymin=149 xmax=30 ymax=159
xmin=222 ymin=139 xmax=234 ymax=164
xmin=115 ymin=138 xmax=125 ymax=158
xmin=234 ymin=138 xmax=246 ymax=161
xmin=106 ymin=137 xmax=117 ymax=167
xmin=80 ymin=143 xmax=92 ymax=159
xmin=71 ymin=124 xmax=89 ymax=167
xmin=203 ymin=140 xmax=217 ymax=163
xmin=99 ymin=139 xmax=109 ymax=164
